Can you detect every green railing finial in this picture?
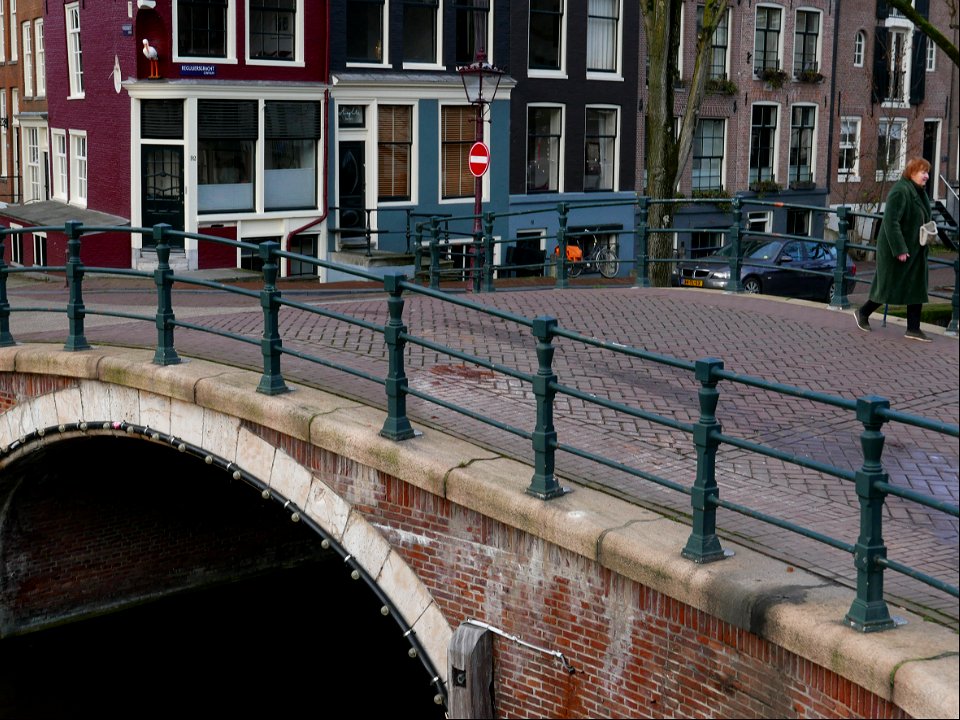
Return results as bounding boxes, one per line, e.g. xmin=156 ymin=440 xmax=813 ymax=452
xmin=380 ymin=271 xmax=416 ymax=441
xmin=0 ymin=223 xmax=13 ymax=347
xmin=527 ymin=316 xmax=566 ymax=499
xmin=63 ymin=220 xmax=91 ymax=351
xmin=682 ymin=358 xmax=729 ymax=563
xmin=555 ymin=204 xmax=569 ymax=290
xmin=152 ymin=224 xmax=181 ymax=366
xmin=845 ymin=396 xmax=896 ymax=632
xmin=256 ymin=241 xmax=289 ymax=396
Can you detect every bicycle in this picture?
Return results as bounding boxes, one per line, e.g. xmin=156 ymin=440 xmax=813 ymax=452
xmin=566 ymin=237 xmax=620 ymax=279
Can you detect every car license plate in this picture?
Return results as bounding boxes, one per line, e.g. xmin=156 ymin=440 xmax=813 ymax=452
xmin=681 ymin=278 xmax=703 ymax=287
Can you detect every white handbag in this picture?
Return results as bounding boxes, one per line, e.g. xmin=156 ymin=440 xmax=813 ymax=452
xmin=918 ymin=220 xmax=937 ymax=246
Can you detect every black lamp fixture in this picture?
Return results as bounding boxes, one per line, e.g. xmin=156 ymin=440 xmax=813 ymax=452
xmin=457 ymin=50 xmax=504 ymax=108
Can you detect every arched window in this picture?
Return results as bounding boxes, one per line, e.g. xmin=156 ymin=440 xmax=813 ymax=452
xmin=853 ymin=30 xmax=865 ymax=67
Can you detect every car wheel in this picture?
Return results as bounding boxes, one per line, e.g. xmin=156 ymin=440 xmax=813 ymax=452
xmin=742 ymin=276 xmax=762 ymax=294
xmin=826 ymin=280 xmax=837 ymax=302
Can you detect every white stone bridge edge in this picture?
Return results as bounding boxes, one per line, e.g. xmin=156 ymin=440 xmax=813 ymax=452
xmin=0 ymin=380 xmax=453 ymax=684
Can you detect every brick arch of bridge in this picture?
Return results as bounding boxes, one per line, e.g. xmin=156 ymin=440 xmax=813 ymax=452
xmin=0 ymin=357 xmax=452 ymax=700
xmin=1 ymin=345 xmax=957 ymax=720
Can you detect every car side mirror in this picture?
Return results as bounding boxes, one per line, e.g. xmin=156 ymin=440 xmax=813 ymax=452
xmin=780 ymin=254 xmax=794 ymax=263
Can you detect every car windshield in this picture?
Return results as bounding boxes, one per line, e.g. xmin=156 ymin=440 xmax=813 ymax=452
xmin=714 ymin=240 xmax=776 ymax=259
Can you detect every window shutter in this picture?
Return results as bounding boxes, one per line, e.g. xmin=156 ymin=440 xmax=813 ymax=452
xmin=909 ymin=31 xmax=926 ymax=105
xmin=876 ymin=0 xmax=888 ymax=19
xmin=265 ymin=101 xmax=322 ymax=139
xmin=198 ymin=100 xmax=258 ymax=139
xmin=141 ymin=100 xmax=184 ymax=139
xmin=871 ymin=27 xmax=889 ymax=104
xmin=915 ymin=0 xmax=929 ymax=18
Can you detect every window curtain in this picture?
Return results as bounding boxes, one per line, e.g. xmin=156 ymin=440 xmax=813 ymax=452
xmin=586 ymin=0 xmax=617 ymax=71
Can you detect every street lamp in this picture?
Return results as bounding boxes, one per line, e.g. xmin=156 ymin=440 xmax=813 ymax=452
xmin=457 ymin=51 xmax=503 ymax=290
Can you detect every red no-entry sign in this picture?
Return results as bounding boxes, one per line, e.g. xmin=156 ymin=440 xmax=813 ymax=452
xmin=469 ymin=141 xmax=490 ymax=177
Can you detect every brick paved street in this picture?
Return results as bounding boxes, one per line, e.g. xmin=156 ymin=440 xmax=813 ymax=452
xmin=8 ymin=272 xmax=959 ymax=628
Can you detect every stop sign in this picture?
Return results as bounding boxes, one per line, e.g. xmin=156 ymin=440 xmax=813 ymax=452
xmin=469 ymin=141 xmax=490 ymax=177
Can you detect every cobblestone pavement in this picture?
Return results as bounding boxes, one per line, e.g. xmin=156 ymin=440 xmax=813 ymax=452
xmin=8 ymin=272 xmax=959 ymax=628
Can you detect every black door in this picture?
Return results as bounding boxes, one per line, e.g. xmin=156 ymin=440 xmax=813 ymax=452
xmin=142 ymin=145 xmax=185 ymax=245
xmin=338 ymin=141 xmax=366 ymax=247
xmin=922 ymin=121 xmax=937 ymax=197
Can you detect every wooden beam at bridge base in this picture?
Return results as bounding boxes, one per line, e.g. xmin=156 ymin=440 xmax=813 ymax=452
xmin=448 ymin=623 xmax=493 ymax=719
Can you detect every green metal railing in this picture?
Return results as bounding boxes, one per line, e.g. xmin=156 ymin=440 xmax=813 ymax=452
xmin=401 ymin=196 xmax=959 ymax=333
xmin=1 ymin=220 xmax=957 ymax=634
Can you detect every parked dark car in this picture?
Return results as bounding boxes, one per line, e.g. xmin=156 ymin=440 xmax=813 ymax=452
xmin=672 ymin=238 xmax=856 ymax=301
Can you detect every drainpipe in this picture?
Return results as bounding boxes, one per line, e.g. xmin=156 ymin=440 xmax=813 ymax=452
xmin=283 ymin=87 xmax=331 ymax=279
xmin=825 ymin=0 xmax=841 ymax=201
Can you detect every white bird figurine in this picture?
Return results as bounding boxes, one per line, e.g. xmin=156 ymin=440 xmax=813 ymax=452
xmin=142 ymin=39 xmax=160 ymax=79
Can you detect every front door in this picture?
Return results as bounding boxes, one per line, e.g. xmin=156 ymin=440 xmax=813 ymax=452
xmin=142 ymin=145 xmax=185 ymax=246
xmin=922 ymin=121 xmax=939 ymax=197
xmin=337 ymin=141 xmax=366 ymax=247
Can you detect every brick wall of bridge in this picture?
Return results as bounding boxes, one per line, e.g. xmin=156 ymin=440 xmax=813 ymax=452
xmin=257 ymin=424 xmax=907 ymax=720
xmin=2 ymin=359 xmax=944 ymax=719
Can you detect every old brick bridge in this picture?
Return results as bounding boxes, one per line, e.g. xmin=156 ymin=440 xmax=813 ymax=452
xmin=1 ymin=339 xmax=956 ymax=718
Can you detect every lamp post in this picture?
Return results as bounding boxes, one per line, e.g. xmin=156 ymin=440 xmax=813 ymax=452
xmin=458 ymin=51 xmax=503 ymax=291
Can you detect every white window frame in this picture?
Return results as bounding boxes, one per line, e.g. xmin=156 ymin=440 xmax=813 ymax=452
xmin=9 ymin=223 xmax=23 ymax=265
xmin=32 ymin=231 xmax=47 ymax=267
xmin=748 ymin=102 xmax=780 ymax=185
xmin=246 ymin=0 xmax=305 ymax=67
xmin=876 ymin=117 xmax=907 ymax=181
xmin=65 ymin=3 xmax=84 ymax=99
xmin=438 ymin=101 xmax=488 ymax=204
xmin=747 ymin=211 xmax=772 ymax=235
xmin=345 ymin=0 xmax=390 ymax=68
xmin=173 ymin=0 xmax=238 ymax=64
xmin=0 ymin=3 xmax=6 ymax=62
xmin=586 ymin=0 xmax=623 ymax=80
xmin=402 ymin=0 xmax=443 ymax=69
xmin=52 ymin=129 xmax=68 ymax=201
xmin=35 ymin=19 xmax=46 ymax=98
xmin=22 ymin=21 xmax=33 ymax=98
xmin=692 ymin=117 xmax=727 ymax=193
xmin=0 ymin=92 xmax=6 ymax=177
xmin=926 ymin=38 xmax=935 ymax=72
xmin=837 ymin=116 xmax=861 ymax=183
xmin=525 ymin=103 xmax=565 ymax=193
xmin=788 ymin=103 xmax=817 ymax=186
xmin=853 ymin=30 xmax=864 ymax=67
xmin=70 ymin=130 xmax=88 ymax=208
xmin=24 ymin=125 xmax=42 ymax=202
xmin=376 ymin=102 xmax=419 ymax=206
xmin=881 ymin=18 xmax=912 ymax=107
xmin=9 ymin=0 xmax=16 ymax=62
xmin=753 ymin=4 xmax=784 ymax=76
xmin=583 ymin=104 xmax=620 ymax=191
xmin=527 ymin=0 xmax=568 ymax=79
xmin=792 ymin=8 xmax=822 ymax=77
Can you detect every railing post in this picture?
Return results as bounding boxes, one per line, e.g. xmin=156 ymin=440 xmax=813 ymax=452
xmin=364 ymin=208 xmax=373 ymax=257
xmin=481 ymin=212 xmax=496 ymax=293
xmin=526 ymin=316 xmax=566 ymax=499
xmin=256 ymin=241 xmax=289 ymax=395
xmin=429 ymin=216 xmax=442 ymax=291
xmin=152 ymin=224 xmax=181 ymax=366
xmin=555 ymin=203 xmax=569 ymax=290
xmin=380 ymin=271 xmax=416 ymax=441
xmin=726 ymin=197 xmax=744 ymax=294
xmin=413 ymin=222 xmax=425 ymax=284
xmin=633 ymin=196 xmax=651 ymax=288
xmin=830 ymin=206 xmax=851 ymax=309
xmin=845 ymin=396 xmax=895 ymax=632
xmin=471 ymin=227 xmax=482 ymax=293
xmin=63 ymin=220 xmax=91 ymax=351
xmin=947 ymin=254 xmax=959 ymax=337
xmin=0 ymin=224 xmax=13 ymax=347
xmin=682 ymin=358 xmax=729 ymax=563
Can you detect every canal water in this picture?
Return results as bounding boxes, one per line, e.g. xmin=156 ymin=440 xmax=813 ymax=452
xmin=0 ymin=439 xmax=447 ymax=718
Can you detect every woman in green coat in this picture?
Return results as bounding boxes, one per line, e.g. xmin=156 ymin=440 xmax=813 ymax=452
xmin=853 ymin=157 xmax=933 ymax=342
